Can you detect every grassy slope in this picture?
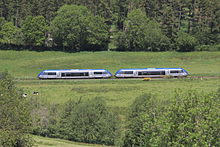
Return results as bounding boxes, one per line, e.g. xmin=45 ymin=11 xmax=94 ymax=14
xmin=0 ymin=51 xmax=220 ymax=78
xmin=0 ymin=50 xmax=219 ymax=106
xmin=18 ymin=78 xmax=219 ymax=107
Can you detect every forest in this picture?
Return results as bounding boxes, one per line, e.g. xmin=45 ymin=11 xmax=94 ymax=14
xmin=0 ymin=0 xmax=220 ymax=51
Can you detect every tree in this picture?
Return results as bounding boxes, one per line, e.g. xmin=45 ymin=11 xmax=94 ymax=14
xmin=0 ymin=22 xmax=22 ymax=44
xmin=174 ymin=31 xmax=197 ymax=51
xmin=51 ymin=4 xmax=109 ymax=51
xmin=59 ymin=98 xmax=119 ymax=145
xmin=116 ymin=9 xmax=170 ymax=51
xmin=123 ymin=94 xmax=163 ymax=147
xmin=0 ymin=72 xmax=33 ymax=147
xmin=163 ymin=90 xmax=220 ymax=146
xmin=123 ymin=90 xmax=220 ymax=146
xmin=21 ymin=15 xmax=48 ymax=46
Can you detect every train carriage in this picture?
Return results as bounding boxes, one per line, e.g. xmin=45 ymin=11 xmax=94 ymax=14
xmin=38 ymin=69 xmax=112 ymax=79
xmin=115 ymin=68 xmax=188 ymax=78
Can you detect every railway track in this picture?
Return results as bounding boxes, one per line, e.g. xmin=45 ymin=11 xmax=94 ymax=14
xmin=15 ymin=76 xmax=220 ymax=81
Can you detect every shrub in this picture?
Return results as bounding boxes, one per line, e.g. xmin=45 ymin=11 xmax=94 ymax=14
xmin=123 ymin=94 xmax=163 ymax=147
xmin=162 ymin=90 xmax=220 ymax=146
xmin=0 ymin=72 xmax=33 ymax=147
xmin=123 ymin=90 xmax=220 ymax=146
xmin=59 ymin=97 xmax=119 ymax=145
xmin=195 ymin=44 xmax=220 ymax=51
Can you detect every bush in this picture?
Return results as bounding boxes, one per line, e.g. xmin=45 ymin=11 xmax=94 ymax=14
xmin=123 ymin=94 xmax=163 ymax=147
xmin=123 ymin=90 xmax=220 ymax=146
xmin=0 ymin=72 xmax=33 ymax=147
xmin=30 ymin=97 xmax=61 ymax=138
xmin=195 ymin=44 xmax=220 ymax=51
xmin=58 ymin=97 xmax=119 ymax=145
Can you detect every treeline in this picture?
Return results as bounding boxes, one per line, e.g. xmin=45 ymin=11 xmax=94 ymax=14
xmin=1 ymin=73 xmax=220 ymax=146
xmin=0 ymin=0 xmax=220 ymax=51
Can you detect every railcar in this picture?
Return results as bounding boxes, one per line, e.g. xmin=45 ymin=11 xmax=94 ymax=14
xmin=38 ymin=69 xmax=112 ymax=79
xmin=115 ymin=68 xmax=188 ymax=78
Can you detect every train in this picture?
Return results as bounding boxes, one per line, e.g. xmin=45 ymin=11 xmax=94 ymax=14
xmin=38 ymin=68 xmax=188 ymax=79
xmin=115 ymin=68 xmax=188 ymax=78
xmin=38 ymin=69 xmax=112 ymax=79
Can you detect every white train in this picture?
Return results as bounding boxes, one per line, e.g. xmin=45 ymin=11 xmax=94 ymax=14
xmin=115 ymin=68 xmax=188 ymax=78
xmin=38 ymin=69 xmax=112 ymax=79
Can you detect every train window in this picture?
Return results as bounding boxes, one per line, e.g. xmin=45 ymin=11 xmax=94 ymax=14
xmin=138 ymin=71 xmax=165 ymax=75
xmin=161 ymin=71 xmax=165 ymax=75
xmin=170 ymin=70 xmax=180 ymax=73
xmin=85 ymin=72 xmax=89 ymax=76
xmin=66 ymin=72 xmax=89 ymax=76
xmin=61 ymin=73 xmax=65 ymax=77
xmin=48 ymin=72 xmax=56 ymax=75
xmin=148 ymin=71 xmax=161 ymax=75
xmin=124 ymin=71 xmax=133 ymax=74
xmin=94 ymin=72 xmax=103 ymax=75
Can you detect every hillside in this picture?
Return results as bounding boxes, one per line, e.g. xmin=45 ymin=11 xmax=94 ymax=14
xmin=0 ymin=51 xmax=220 ymax=78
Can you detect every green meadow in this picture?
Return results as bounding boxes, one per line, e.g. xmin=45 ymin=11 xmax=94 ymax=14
xmin=0 ymin=50 xmax=219 ymax=106
xmin=0 ymin=50 xmax=220 ymax=78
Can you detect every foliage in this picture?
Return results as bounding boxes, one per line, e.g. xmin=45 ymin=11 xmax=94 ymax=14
xmin=123 ymin=94 xmax=163 ymax=146
xmin=162 ymin=90 xmax=220 ymax=146
xmin=51 ymin=5 xmax=109 ymax=51
xmin=174 ymin=31 xmax=198 ymax=52
xmin=0 ymin=72 xmax=33 ymax=147
xmin=21 ymin=16 xmax=48 ymax=46
xmin=1 ymin=0 xmax=220 ymax=51
xmin=116 ymin=9 xmax=170 ymax=51
xmin=123 ymin=90 xmax=220 ymax=146
xmin=0 ymin=22 xmax=22 ymax=44
xmin=58 ymin=97 xmax=119 ymax=145
xmin=30 ymin=97 xmax=61 ymax=138
xmin=195 ymin=44 xmax=220 ymax=51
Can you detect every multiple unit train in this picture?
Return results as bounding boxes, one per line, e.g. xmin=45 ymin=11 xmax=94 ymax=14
xmin=38 ymin=69 xmax=112 ymax=79
xmin=38 ymin=68 xmax=189 ymax=79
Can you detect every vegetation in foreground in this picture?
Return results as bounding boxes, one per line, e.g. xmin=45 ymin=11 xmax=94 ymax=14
xmin=0 ymin=72 xmax=33 ymax=146
xmin=0 ymin=72 xmax=220 ymax=146
xmin=124 ymin=90 xmax=220 ymax=146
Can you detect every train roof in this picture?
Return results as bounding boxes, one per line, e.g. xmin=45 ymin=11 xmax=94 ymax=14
xmin=38 ymin=69 xmax=112 ymax=76
xmin=115 ymin=68 xmax=187 ymax=74
xmin=42 ymin=69 xmax=109 ymax=72
xmin=117 ymin=68 xmax=185 ymax=71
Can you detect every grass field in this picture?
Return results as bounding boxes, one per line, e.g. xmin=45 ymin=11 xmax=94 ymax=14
xmin=0 ymin=50 xmax=219 ymax=106
xmin=0 ymin=50 xmax=220 ymax=78
xmin=17 ymin=78 xmax=219 ymax=107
